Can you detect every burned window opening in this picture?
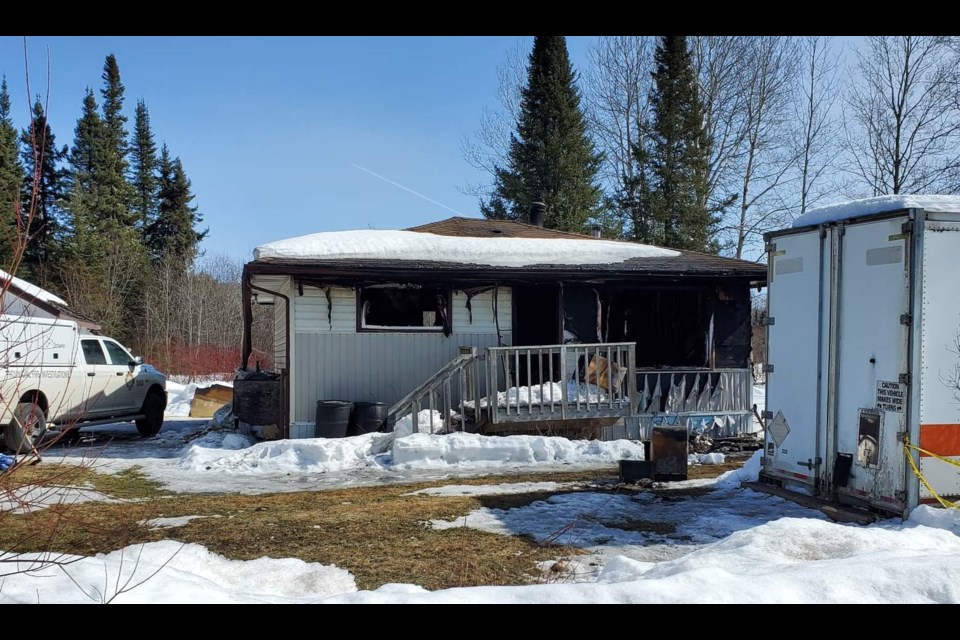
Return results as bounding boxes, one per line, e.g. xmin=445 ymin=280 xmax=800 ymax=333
xmin=359 ymin=284 xmax=451 ymax=335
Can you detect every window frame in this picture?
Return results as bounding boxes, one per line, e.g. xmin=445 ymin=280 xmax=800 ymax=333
xmin=355 ymin=284 xmax=453 ymax=334
xmin=80 ymin=339 xmax=108 ymax=366
xmin=102 ymin=339 xmax=134 ymax=366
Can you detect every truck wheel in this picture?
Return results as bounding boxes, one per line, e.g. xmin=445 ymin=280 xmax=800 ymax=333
xmin=136 ymin=392 xmax=165 ymax=437
xmin=4 ymin=403 xmax=47 ymax=454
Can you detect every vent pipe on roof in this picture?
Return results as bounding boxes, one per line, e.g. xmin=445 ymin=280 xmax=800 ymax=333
xmin=529 ymin=201 xmax=546 ymax=227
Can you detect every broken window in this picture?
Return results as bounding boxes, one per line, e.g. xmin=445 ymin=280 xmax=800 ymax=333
xmin=359 ymin=285 xmax=450 ymax=333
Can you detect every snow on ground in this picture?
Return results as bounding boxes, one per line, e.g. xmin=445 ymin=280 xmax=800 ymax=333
xmin=325 ymin=514 xmax=960 ymax=603
xmin=0 ymin=541 xmax=356 ymax=604
xmin=391 ymin=433 xmax=644 ymax=469
xmin=751 ymin=383 xmax=765 ymax=432
xmin=688 ymin=452 xmax=725 ymax=465
xmin=792 ymin=194 xmax=960 ymax=228
xmin=405 ymin=482 xmax=577 ymax=497
xmin=165 ymin=379 xmax=233 ymax=418
xmin=139 ymin=515 xmax=223 ymax=529
xmin=47 ymin=420 xmax=643 ymax=494
xmin=254 ymin=229 xmax=679 ymax=267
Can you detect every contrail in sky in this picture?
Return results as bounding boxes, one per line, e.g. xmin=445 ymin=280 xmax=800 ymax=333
xmin=351 ymin=163 xmax=464 ymax=216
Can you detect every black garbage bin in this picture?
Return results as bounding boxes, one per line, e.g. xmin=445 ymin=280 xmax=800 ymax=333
xmin=349 ymin=402 xmax=388 ymax=435
xmin=315 ymin=400 xmax=352 ymax=438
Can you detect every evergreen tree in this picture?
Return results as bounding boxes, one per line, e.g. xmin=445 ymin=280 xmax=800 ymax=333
xmin=97 ymin=54 xmax=134 ymax=227
xmin=65 ymin=89 xmax=107 ymax=261
xmin=130 ymin=99 xmax=158 ymax=233
xmin=20 ymin=100 xmax=67 ymax=285
xmin=0 ymin=78 xmax=23 ymax=267
xmin=640 ymin=36 xmax=717 ymax=252
xmin=147 ymin=145 xmax=207 ymax=265
xmin=481 ymin=36 xmax=603 ymax=233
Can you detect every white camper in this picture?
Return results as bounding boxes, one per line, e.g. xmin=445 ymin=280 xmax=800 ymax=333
xmin=762 ymin=195 xmax=960 ymax=516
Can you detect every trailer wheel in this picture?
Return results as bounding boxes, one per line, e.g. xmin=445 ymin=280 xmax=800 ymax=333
xmin=4 ymin=403 xmax=47 ymax=454
xmin=136 ymin=392 xmax=165 ymax=437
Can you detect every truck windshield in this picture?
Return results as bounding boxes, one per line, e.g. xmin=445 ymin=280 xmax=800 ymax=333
xmin=81 ymin=339 xmax=107 ymax=365
xmin=103 ymin=340 xmax=132 ymax=366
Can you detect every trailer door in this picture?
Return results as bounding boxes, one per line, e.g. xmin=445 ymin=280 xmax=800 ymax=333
xmin=833 ymin=217 xmax=910 ymax=511
xmin=764 ymin=229 xmax=827 ymax=490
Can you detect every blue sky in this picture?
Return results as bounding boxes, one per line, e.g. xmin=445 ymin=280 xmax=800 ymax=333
xmin=0 ymin=36 xmax=595 ymax=261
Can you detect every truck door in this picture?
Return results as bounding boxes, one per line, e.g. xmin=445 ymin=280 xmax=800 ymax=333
xmin=832 ymin=217 xmax=910 ymax=511
xmin=101 ymin=339 xmax=141 ymax=413
xmin=79 ymin=338 xmax=122 ymax=417
xmin=764 ymin=229 xmax=829 ymax=492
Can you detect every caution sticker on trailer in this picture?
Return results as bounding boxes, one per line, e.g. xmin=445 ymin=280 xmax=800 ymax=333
xmin=876 ymin=380 xmax=906 ymax=413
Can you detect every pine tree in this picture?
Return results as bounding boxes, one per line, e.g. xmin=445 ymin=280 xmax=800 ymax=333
xmin=65 ymin=89 xmax=107 ymax=261
xmin=481 ymin=36 xmax=603 ymax=233
xmin=641 ymin=36 xmax=717 ymax=252
xmin=97 ymin=54 xmax=134 ymax=227
xmin=147 ymin=145 xmax=207 ymax=265
xmin=0 ymin=78 xmax=24 ymax=267
xmin=130 ymin=99 xmax=158 ymax=233
xmin=20 ymin=99 xmax=67 ymax=285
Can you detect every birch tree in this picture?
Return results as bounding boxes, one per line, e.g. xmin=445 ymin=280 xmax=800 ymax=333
xmin=794 ymin=36 xmax=842 ymax=215
xmin=729 ymin=36 xmax=800 ymax=259
xmin=845 ymin=36 xmax=960 ymax=196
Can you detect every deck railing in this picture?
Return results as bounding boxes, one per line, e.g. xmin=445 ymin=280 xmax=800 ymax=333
xmin=486 ymin=342 xmax=637 ymax=423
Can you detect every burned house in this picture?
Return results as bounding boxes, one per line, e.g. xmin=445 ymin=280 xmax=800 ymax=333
xmin=240 ymin=213 xmax=766 ymax=439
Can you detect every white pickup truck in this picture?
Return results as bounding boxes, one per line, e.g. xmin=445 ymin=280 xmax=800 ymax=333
xmin=0 ymin=314 xmax=167 ymax=453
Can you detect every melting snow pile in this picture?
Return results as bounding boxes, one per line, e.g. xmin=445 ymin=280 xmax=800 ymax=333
xmin=166 ymin=379 xmax=233 ymax=417
xmin=391 ymin=433 xmax=644 ymax=469
xmin=179 ymin=432 xmax=394 ymax=474
xmin=0 ymin=541 xmax=356 ymax=604
xmin=793 ymin=194 xmax=960 ymax=228
xmin=254 ymin=230 xmax=679 ymax=267
xmin=178 ymin=427 xmax=644 ymax=476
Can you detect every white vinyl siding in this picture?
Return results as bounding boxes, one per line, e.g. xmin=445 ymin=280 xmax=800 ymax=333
xmin=294 ymin=285 xmax=356 ymax=333
xmin=452 ymin=287 xmax=512 ymax=336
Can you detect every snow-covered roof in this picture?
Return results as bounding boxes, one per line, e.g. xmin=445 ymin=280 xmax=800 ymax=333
xmin=793 ymin=195 xmax=960 ymax=228
xmin=0 ymin=269 xmax=67 ymax=307
xmin=254 ymin=230 xmax=679 ymax=267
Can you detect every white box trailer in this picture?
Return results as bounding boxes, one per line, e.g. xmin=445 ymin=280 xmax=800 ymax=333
xmin=761 ymin=195 xmax=960 ymax=517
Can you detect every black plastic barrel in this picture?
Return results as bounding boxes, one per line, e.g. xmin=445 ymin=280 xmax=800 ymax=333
xmin=348 ymin=402 xmax=388 ymax=436
xmin=315 ymin=401 xmax=353 ymax=438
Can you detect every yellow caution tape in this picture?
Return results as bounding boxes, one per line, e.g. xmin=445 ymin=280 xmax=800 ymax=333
xmin=903 ymin=435 xmax=959 ymax=510
xmin=903 ymin=441 xmax=960 ymax=470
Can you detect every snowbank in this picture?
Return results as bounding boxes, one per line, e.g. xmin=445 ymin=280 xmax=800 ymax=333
xmin=327 ymin=516 xmax=960 ymax=603
xmin=391 ymin=433 xmax=644 ymax=469
xmin=177 ymin=430 xmax=643 ymax=476
xmin=714 ymin=449 xmax=762 ymax=488
xmin=254 ymin=229 xmax=678 ymax=267
xmin=179 ymin=432 xmax=393 ymax=474
xmin=0 ymin=541 xmax=356 ymax=604
xmin=393 ymin=410 xmax=452 ymax=438
xmin=793 ymin=195 xmax=960 ymax=228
